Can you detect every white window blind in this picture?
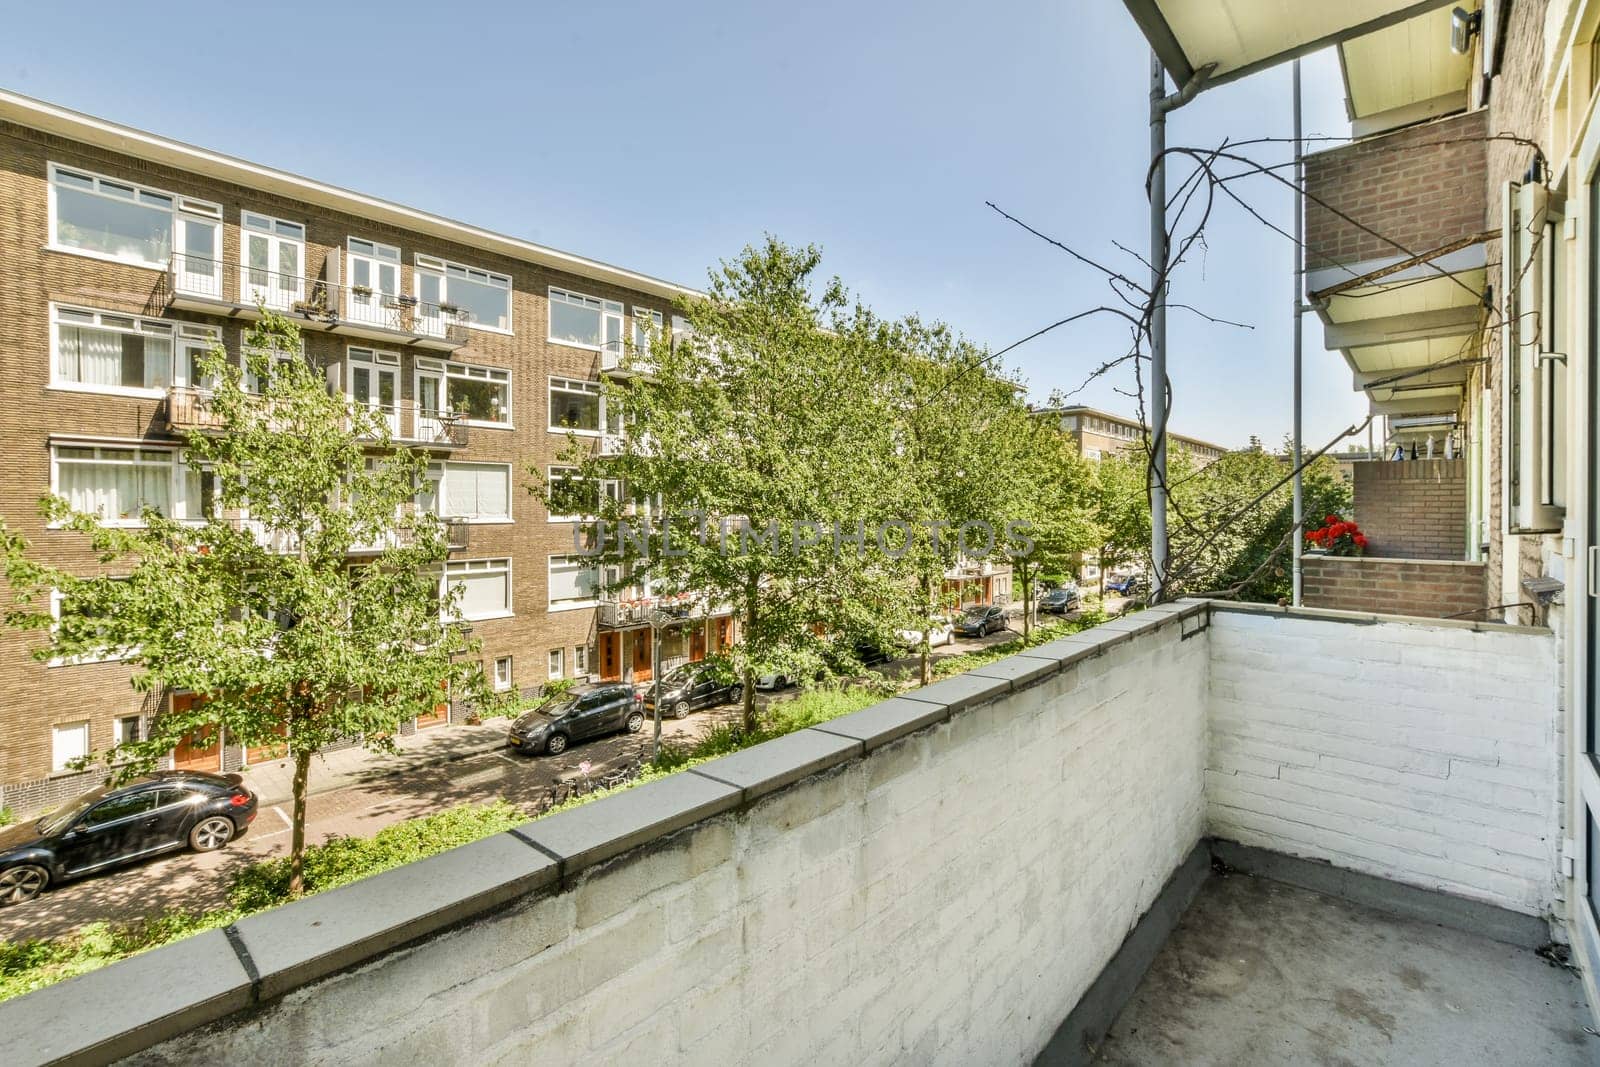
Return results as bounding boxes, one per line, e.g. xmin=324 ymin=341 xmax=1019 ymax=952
xmin=548 ymin=555 xmax=599 ymax=608
xmin=445 ymin=559 xmax=511 ymax=620
xmin=441 ymin=464 xmax=510 ymax=521
xmin=52 ymin=722 xmax=90 ymax=772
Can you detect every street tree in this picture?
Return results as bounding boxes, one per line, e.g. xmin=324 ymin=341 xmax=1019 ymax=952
xmin=537 ymin=239 xmax=903 ymax=731
xmin=0 ymin=310 xmax=492 ymax=896
xmin=1089 ymin=446 xmax=1152 ymax=597
xmin=1006 ymin=416 xmax=1098 ymax=637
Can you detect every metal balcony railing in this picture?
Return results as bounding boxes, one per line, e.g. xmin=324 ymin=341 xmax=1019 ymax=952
xmin=598 ymin=591 xmax=727 ymax=629
xmin=164 ymin=255 xmax=471 ymax=349
xmin=164 ymin=386 xmax=226 ymax=433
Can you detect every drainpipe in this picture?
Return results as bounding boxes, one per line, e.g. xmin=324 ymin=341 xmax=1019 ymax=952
xmin=1148 ymin=53 xmax=1214 ymax=602
xmin=1292 ymin=60 xmax=1305 ymax=606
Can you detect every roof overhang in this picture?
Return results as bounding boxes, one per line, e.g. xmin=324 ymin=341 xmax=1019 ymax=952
xmin=0 ymin=89 xmax=702 ymax=302
xmin=1338 ymin=2 xmax=1478 ymax=135
xmin=1122 ymin=0 xmax=1460 ymax=90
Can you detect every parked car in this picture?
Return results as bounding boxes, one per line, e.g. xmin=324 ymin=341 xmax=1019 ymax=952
xmin=1106 ymin=574 xmax=1146 ymax=596
xmin=755 ymin=672 xmax=796 ymax=691
xmin=954 ymin=604 xmax=1007 ymax=637
xmin=644 ymin=664 xmax=737 ymax=718
xmin=0 ymin=771 xmax=258 ymax=906
xmin=1039 ymin=585 xmax=1081 ymax=614
xmin=506 ymin=683 xmax=645 ymax=756
xmin=896 ymin=618 xmax=955 ymax=649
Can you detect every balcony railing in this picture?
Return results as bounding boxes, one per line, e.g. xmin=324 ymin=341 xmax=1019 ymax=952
xmin=598 ymin=591 xmax=728 ymax=629
xmin=167 ymin=388 xmax=468 ymax=451
xmin=164 ymin=255 xmax=471 ymax=350
xmin=164 ymin=386 xmax=225 ymax=433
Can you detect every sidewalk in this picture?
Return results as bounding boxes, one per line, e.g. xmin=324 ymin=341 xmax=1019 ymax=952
xmin=239 ymin=715 xmax=516 ymax=807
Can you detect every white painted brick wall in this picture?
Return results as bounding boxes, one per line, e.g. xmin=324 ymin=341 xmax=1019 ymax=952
xmin=141 ymin=621 xmax=1208 ymax=1066
xmin=1206 ymin=609 xmax=1560 ymax=916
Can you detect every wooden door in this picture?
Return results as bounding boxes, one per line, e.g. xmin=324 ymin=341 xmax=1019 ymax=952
xmin=169 ymin=694 xmax=222 ymax=771
xmin=631 ymin=628 xmax=653 ymax=681
xmin=690 ymin=623 xmax=707 ymax=662
xmin=600 ymin=631 xmax=622 ymax=681
xmin=416 ymin=679 xmax=450 ymax=729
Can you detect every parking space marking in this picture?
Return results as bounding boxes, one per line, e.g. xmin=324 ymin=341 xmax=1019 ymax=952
xmin=273 ymin=805 xmax=292 ymax=829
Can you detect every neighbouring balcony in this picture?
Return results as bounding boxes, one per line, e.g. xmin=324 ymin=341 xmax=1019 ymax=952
xmin=162 ymin=255 xmax=470 ymax=351
xmin=598 ymin=589 xmax=728 ymax=629
xmin=6 ymin=602 xmax=1590 ymax=1064
xmin=164 ymin=388 xmax=468 ymax=451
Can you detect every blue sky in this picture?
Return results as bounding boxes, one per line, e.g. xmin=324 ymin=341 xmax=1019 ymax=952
xmin=2 ymin=0 xmax=1368 ymax=450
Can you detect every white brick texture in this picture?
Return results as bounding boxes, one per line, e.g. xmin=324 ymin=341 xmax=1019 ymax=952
xmin=1206 ymin=609 xmax=1560 ymax=916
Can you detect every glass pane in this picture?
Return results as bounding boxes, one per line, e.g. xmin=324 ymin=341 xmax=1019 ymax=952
xmin=451 ymin=378 xmax=508 ymax=423
xmin=550 ymin=300 xmax=600 ymax=346
xmin=247 ymin=234 xmax=269 ymax=284
xmin=419 ymin=376 xmax=440 ymax=414
xmin=418 ymin=272 xmax=443 ymax=305
xmin=449 ymin=274 xmax=510 ymax=330
xmin=183 ymin=220 xmax=215 ymax=265
xmin=278 ymin=242 xmax=299 ymax=286
xmin=379 ymin=263 xmax=398 ymax=296
xmin=55 ymin=186 xmax=171 ymax=263
xmin=378 ymin=371 xmax=395 ymax=408
xmin=352 ymin=366 xmax=371 ymax=404
xmin=551 ymin=387 xmax=599 ymax=431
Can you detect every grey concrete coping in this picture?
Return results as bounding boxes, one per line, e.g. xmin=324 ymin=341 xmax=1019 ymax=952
xmin=896 ymin=671 xmax=1011 ymax=713
xmin=1208 ymin=598 xmax=1552 ymax=636
xmin=966 ymin=651 xmax=1062 ymax=689
xmin=690 ymin=728 xmax=862 ymax=803
xmin=516 ymin=771 xmax=740 ymax=879
xmin=811 ymin=696 xmax=954 ymax=752
xmin=0 ymin=927 xmax=252 ymax=1067
xmin=232 ymin=831 xmax=559 ymax=1001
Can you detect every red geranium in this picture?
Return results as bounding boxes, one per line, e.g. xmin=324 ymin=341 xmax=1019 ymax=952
xmin=1306 ymin=516 xmax=1366 ymax=557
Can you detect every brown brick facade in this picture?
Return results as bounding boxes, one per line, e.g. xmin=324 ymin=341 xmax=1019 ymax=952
xmin=1303 ymin=108 xmax=1488 ymax=270
xmin=0 ymin=118 xmax=713 ymax=806
xmin=1351 ymin=459 xmax=1467 ymax=560
xmin=1301 ymin=556 xmax=1486 ymax=620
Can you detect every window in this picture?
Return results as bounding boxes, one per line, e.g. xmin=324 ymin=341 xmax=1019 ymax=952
xmin=548 ymin=648 xmax=564 ymax=680
xmin=421 ymin=462 xmax=512 ymax=522
xmin=176 ymin=323 xmax=223 ymax=390
xmin=443 ymin=558 xmax=512 ymax=621
xmin=632 ymin=307 xmax=663 ymax=357
xmin=48 ymin=163 xmax=219 ymax=269
xmin=51 ymin=305 xmax=175 ymax=394
xmin=548 ymin=376 xmax=618 ymax=435
xmin=416 ymin=255 xmax=512 ymax=332
xmin=574 ymin=645 xmax=590 ymax=676
xmin=83 ymin=791 xmax=157 ymax=826
xmin=115 ymin=715 xmax=142 ymax=746
xmin=548 ymin=554 xmax=600 ymax=611
xmin=493 ymin=655 xmax=513 ymax=691
xmin=548 ymin=287 xmax=623 ymax=354
xmin=547 ymin=465 xmax=620 ymax=521
xmin=52 ymin=722 xmax=89 ymax=773
xmin=243 ymin=337 xmax=304 ymax=394
xmin=241 ymin=212 xmax=305 ymax=309
xmin=418 ymin=358 xmax=511 ymax=426
xmin=346 ymin=347 xmax=401 ymax=435
xmin=54 ymin=445 xmax=183 ymax=524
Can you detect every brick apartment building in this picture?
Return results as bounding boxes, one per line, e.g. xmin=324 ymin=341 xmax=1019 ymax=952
xmin=1033 ymin=404 xmax=1230 ymax=464
xmin=0 ymin=91 xmax=738 ymax=812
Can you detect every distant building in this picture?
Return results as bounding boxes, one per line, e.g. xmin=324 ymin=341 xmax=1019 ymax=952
xmin=1033 ymin=405 xmax=1230 ymax=465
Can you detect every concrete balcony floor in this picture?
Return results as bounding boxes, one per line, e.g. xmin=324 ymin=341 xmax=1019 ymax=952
xmin=1096 ymin=871 xmax=1595 ymax=1065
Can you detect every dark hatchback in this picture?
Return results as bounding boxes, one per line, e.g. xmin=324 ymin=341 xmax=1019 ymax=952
xmin=506 ymin=683 xmax=646 ymax=756
xmin=954 ymin=604 xmax=1007 ymax=637
xmin=643 ymin=665 xmax=737 ymax=719
xmin=1040 ymin=586 xmax=1081 ymax=614
xmin=0 ymin=770 xmax=258 ymax=906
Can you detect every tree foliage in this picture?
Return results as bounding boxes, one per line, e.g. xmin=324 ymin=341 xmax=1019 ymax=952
xmin=0 ymin=310 xmax=493 ymax=894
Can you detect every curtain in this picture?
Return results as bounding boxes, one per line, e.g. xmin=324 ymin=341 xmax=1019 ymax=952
xmin=453 ymin=570 xmax=508 ymax=618
xmin=59 ymin=326 xmax=121 ymax=386
xmin=548 ymin=558 xmax=596 ymax=604
xmin=442 ymin=465 xmax=509 ymax=519
xmin=60 ymin=459 xmax=170 ymax=520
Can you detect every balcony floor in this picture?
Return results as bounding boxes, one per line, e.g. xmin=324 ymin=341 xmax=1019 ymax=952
xmin=1096 ymin=871 xmax=1595 ymax=1066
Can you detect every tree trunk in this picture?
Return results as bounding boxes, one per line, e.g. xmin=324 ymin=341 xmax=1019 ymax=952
xmin=919 ymin=572 xmax=933 ymax=686
xmin=1098 ymin=549 xmax=1107 ymax=599
xmin=288 ymin=747 xmax=313 ymax=897
xmin=1021 ymin=564 xmax=1032 ymax=640
xmin=741 ymin=577 xmax=758 ymax=734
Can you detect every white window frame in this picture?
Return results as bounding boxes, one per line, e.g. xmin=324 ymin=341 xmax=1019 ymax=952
xmin=493 ymin=655 xmax=513 ymax=691
xmin=176 ymin=322 xmax=223 ymax=391
xmin=423 ymin=461 xmax=514 ymax=524
xmin=574 ymin=645 xmax=590 ymax=677
xmin=417 ymin=357 xmax=513 ymax=429
xmin=115 ymin=715 xmax=143 ymax=746
xmin=241 ymin=335 xmax=305 ymax=394
xmin=442 ymin=558 xmax=513 ymax=622
xmin=546 ymin=464 xmax=621 ymax=523
xmin=50 ymin=442 xmax=192 ymax=528
xmin=51 ymin=721 xmax=91 ymax=773
xmin=345 ymin=237 xmax=403 ymax=325
xmin=48 ymin=304 xmax=178 ymax=399
xmin=547 ymin=376 xmax=612 ymax=437
xmin=548 ymin=648 xmax=564 ymax=680
xmin=46 ymin=162 xmax=220 ymax=270
xmin=548 ymin=554 xmax=601 ymax=612
xmin=415 ymin=254 xmax=513 ymax=334
xmin=632 ymin=306 xmax=663 ymax=360
xmin=345 ymin=346 xmax=402 ymax=436
xmin=547 ymin=286 xmax=623 ymax=353
xmin=239 ymin=211 xmax=306 ymax=309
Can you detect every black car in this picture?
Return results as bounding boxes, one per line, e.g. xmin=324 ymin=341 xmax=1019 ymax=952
xmin=644 ymin=665 xmax=737 ymax=719
xmin=506 ymin=683 xmax=645 ymax=756
xmin=954 ymin=604 xmax=1007 ymax=637
xmin=0 ymin=770 xmax=258 ymax=906
xmin=1040 ymin=586 xmax=1081 ymax=614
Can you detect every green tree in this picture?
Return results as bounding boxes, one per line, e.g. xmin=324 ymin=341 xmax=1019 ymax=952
xmin=1007 ymin=417 xmax=1099 ymax=636
xmin=1089 ymin=446 xmax=1152 ymax=597
xmin=537 ymin=239 xmax=902 ymax=730
xmin=0 ymin=311 xmax=492 ymax=895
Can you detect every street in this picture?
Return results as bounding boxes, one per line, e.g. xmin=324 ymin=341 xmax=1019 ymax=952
xmin=0 ymin=610 xmax=1084 ymax=943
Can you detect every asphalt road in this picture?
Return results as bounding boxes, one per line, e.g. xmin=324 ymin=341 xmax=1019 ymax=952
xmin=0 ymin=609 xmax=1087 ymax=942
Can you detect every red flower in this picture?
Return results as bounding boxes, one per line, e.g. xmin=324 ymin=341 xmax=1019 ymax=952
xmin=1325 ymin=514 xmax=1339 ymax=524
xmin=1354 ymin=534 xmax=1368 ymax=548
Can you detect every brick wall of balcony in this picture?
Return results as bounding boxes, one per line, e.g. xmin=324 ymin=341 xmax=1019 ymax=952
xmin=1353 ymin=458 xmax=1467 ymax=559
xmin=1303 ymin=108 xmax=1488 ymax=271
xmin=1302 ymin=556 xmax=1485 ymax=620
xmin=7 ymin=603 xmax=1560 ymax=1064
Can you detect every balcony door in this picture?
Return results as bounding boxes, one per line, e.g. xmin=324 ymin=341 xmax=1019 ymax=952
xmin=241 ymin=212 xmax=305 ymax=310
xmin=346 ymin=238 xmax=401 ymax=329
xmin=416 ymin=363 xmax=446 ymax=441
xmin=175 ymin=214 xmax=220 ymax=296
xmin=348 ymin=348 xmax=400 ymax=437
